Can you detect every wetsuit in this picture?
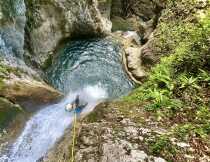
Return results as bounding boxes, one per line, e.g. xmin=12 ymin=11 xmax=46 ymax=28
xmin=72 ymin=95 xmax=88 ymax=113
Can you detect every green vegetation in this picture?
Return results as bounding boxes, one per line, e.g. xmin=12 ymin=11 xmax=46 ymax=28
xmin=122 ymin=0 xmax=210 ymax=160
xmin=25 ymin=0 xmax=42 ymax=30
xmin=146 ymin=135 xmax=178 ymax=160
xmin=125 ymin=1 xmax=210 ymax=116
xmin=0 ymin=97 xmax=23 ymax=130
xmin=42 ymin=53 xmax=53 ymax=71
xmin=0 ymin=62 xmax=23 ymax=78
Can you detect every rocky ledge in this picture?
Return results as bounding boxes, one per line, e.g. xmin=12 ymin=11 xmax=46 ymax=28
xmin=43 ymin=100 xmax=210 ymax=162
xmin=0 ymin=59 xmax=62 ymax=132
xmin=0 ymin=61 xmax=62 ymax=111
xmin=43 ymin=102 xmax=166 ymax=162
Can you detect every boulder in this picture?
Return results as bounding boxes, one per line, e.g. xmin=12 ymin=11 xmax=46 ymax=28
xmin=111 ymin=31 xmax=146 ymax=83
xmin=125 ymin=47 xmax=146 ymax=79
xmin=141 ymin=33 xmax=157 ymax=65
xmin=1 ymin=76 xmax=62 ymax=111
xmin=122 ymin=31 xmax=141 ymax=45
xmin=0 ymin=62 xmax=62 ymax=111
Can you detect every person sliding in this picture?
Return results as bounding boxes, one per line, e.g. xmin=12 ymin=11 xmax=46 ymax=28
xmin=65 ymin=95 xmax=87 ymax=112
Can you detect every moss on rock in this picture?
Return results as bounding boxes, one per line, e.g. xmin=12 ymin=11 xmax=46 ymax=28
xmin=70 ymin=1 xmax=210 ymax=161
xmin=0 ymin=97 xmax=23 ymax=129
xmin=111 ymin=16 xmax=135 ymax=31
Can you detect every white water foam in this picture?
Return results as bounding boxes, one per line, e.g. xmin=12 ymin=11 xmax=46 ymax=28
xmin=2 ymin=84 xmax=107 ymax=162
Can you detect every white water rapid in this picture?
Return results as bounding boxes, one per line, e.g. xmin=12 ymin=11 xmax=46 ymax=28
xmin=2 ymin=84 xmax=107 ymax=162
xmin=0 ymin=39 xmax=134 ymax=162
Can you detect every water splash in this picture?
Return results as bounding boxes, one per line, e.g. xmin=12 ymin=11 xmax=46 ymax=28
xmin=0 ymin=39 xmax=134 ymax=162
xmin=4 ymin=84 xmax=107 ymax=162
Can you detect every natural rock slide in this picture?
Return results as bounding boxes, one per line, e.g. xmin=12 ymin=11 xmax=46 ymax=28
xmin=0 ymin=39 xmax=134 ymax=162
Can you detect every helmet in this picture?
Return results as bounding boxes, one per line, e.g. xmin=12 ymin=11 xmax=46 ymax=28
xmin=66 ymin=103 xmax=73 ymax=111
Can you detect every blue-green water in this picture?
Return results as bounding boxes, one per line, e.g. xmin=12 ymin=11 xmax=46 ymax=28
xmin=47 ymin=39 xmax=134 ymax=98
xmin=0 ymin=39 xmax=134 ymax=162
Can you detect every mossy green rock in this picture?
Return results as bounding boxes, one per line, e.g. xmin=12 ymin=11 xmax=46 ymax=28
xmin=0 ymin=97 xmax=23 ymax=129
xmin=111 ymin=16 xmax=136 ymax=31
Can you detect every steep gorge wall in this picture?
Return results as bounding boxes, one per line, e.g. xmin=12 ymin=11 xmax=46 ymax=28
xmin=0 ymin=0 xmax=112 ymax=130
xmin=24 ymin=0 xmax=112 ymax=69
xmin=0 ymin=0 xmax=165 ymax=130
xmin=0 ymin=0 xmax=26 ymax=59
xmin=110 ymin=0 xmax=166 ymax=83
xmin=43 ymin=1 xmax=210 ymax=162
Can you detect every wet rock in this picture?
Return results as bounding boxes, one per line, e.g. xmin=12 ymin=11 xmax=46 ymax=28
xmin=0 ymin=97 xmax=23 ymax=129
xmin=0 ymin=0 xmax=26 ymax=59
xmin=125 ymin=47 xmax=146 ymax=79
xmin=1 ymin=75 xmax=62 ymax=111
xmin=0 ymin=62 xmax=62 ymax=111
xmin=0 ymin=96 xmax=27 ymax=155
xmin=109 ymin=0 xmax=165 ymax=83
xmin=111 ymin=31 xmax=146 ymax=83
xmin=122 ymin=31 xmax=141 ymax=45
xmin=25 ymin=0 xmax=112 ymax=67
xmin=44 ymin=102 xmax=167 ymax=162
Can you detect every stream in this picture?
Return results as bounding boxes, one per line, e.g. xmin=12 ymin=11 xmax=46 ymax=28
xmin=0 ymin=39 xmax=134 ymax=162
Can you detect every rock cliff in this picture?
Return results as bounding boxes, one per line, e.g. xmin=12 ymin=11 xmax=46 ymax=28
xmin=42 ymin=1 xmax=210 ymax=162
xmin=25 ymin=0 xmax=112 ymax=68
xmin=1 ymin=0 xmax=209 ymax=161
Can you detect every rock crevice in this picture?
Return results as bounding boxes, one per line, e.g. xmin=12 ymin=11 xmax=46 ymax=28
xmin=110 ymin=0 xmax=166 ymax=83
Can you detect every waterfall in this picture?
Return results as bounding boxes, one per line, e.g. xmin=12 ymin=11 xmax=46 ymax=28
xmin=5 ymin=85 xmax=107 ymax=162
xmin=0 ymin=39 xmax=134 ymax=162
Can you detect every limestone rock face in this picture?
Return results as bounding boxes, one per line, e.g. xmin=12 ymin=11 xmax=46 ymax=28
xmin=0 ymin=62 xmax=62 ymax=111
xmin=111 ymin=0 xmax=165 ymax=20
xmin=25 ymin=0 xmax=112 ymax=67
xmin=110 ymin=0 xmax=165 ymax=83
xmin=1 ymin=76 xmax=62 ymax=111
xmin=125 ymin=47 xmax=145 ymax=79
xmin=43 ymin=102 xmax=167 ymax=162
xmin=111 ymin=31 xmax=146 ymax=83
xmin=0 ymin=0 xmax=26 ymax=59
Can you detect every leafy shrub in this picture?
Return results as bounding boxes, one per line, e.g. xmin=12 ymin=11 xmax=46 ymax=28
xmin=198 ymin=69 xmax=210 ymax=86
xmin=147 ymin=135 xmax=177 ymax=158
xmin=177 ymin=74 xmax=200 ymax=90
